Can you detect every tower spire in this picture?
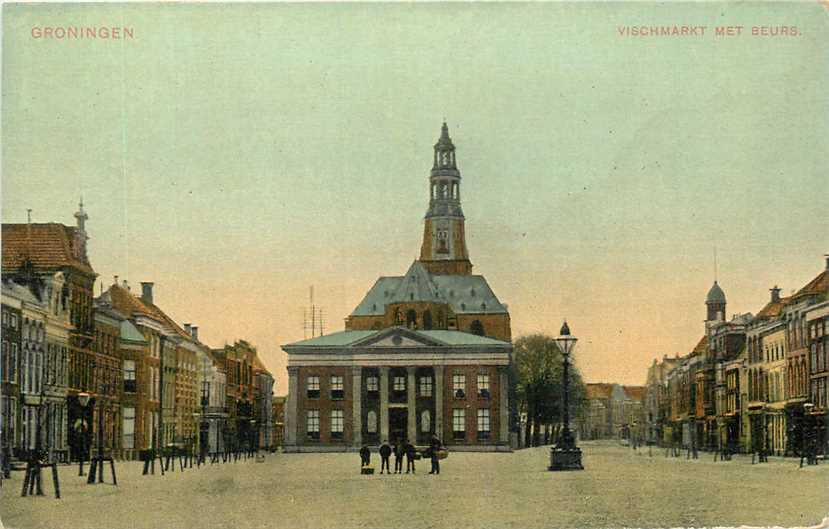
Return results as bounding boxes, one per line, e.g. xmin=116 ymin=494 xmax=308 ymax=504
xmin=419 ymin=122 xmax=472 ymax=275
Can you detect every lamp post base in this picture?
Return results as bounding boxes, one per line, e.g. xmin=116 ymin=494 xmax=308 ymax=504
xmin=548 ymin=446 xmax=584 ymax=471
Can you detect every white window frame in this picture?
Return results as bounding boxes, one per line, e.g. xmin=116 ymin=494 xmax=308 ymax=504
xmin=393 ymin=376 xmax=406 ymax=392
xmin=366 ymin=376 xmax=379 ymax=392
xmin=452 ymin=408 xmax=465 ymax=436
xmin=331 ymin=410 xmax=344 ymax=436
xmin=419 ymin=376 xmax=433 ymax=397
xmin=306 ymin=410 xmax=320 ymax=437
xmin=477 ymin=408 xmax=491 ymax=437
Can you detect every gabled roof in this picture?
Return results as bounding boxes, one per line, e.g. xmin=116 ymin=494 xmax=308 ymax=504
xmin=120 ymin=320 xmax=147 ymax=344
xmin=389 ymin=261 xmax=441 ymax=304
xmin=350 ymin=261 xmax=508 ymax=317
xmin=284 ymin=327 xmax=510 ymax=349
xmin=2 ymin=223 xmax=94 ymax=276
xmin=692 ymin=336 xmax=708 ymax=355
xmin=102 ymin=284 xmax=191 ymax=340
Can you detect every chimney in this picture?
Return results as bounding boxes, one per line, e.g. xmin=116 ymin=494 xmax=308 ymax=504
xmin=191 ymin=326 xmax=199 ymax=342
xmin=825 ymin=253 xmax=829 ymax=271
xmin=113 ymin=275 xmax=119 ymax=286
xmin=122 ymin=279 xmax=130 ymax=291
xmin=184 ymin=323 xmax=192 ymax=335
xmin=770 ymin=285 xmax=781 ymax=303
xmin=140 ymin=282 xmax=153 ymax=304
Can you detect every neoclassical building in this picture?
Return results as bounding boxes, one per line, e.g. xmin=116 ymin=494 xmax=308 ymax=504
xmin=283 ymin=123 xmax=513 ymax=451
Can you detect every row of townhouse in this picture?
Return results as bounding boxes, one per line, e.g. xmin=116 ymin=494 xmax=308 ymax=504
xmin=644 ymin=256 xmax=829 ymax=456
xmin=577 ymin=383 xmax=646 ymax=441
xmin=1 ymin=204 xmax=276 ymax=467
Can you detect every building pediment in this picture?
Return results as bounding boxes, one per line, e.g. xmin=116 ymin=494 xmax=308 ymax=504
xmin=352 ymin=327 xmax=445 ymax=348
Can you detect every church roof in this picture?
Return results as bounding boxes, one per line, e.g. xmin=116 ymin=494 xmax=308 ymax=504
xmin=285 ymin=328 xmax=510 ymax=349
xmin=2 ymin=223 xmax=94 ymax=276
xmin=350 ymin=261 xmax=508 ymax=317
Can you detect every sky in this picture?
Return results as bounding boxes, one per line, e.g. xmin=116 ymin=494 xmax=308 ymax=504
xmin=3 ymin=2 xmax=828 ymax=395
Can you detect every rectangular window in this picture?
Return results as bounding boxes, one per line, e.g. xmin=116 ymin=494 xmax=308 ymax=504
xmin=366 ymin=376 xmax=379 ymax=393
xmin=124 ymin=360 xmax=136 ymax=393
xmin=306 ymin=410 xmax=320 ymax=440
xmin=331 ymin=410 xmax=344 ymax=439
xmin=123 ymin=407 xmax=135 ymax=449
xmin=330 ymin=375 xmax=344 ymax=399
xmin=453 ymin=373 xmax=466 ymax=398
xmin=10 ymin=314 xmax=17 ymax=329
xmin=11 ymin=344 xmax=18 ymax=383
xmin=477 ymin=408 xmax=491 ymax=439
xmin=306 ymin=376 xmax=320 ymax=399
xmin=452 ymin=409 xmax=465 ymax=440
xmin=419 ymin=376 xmax=433 ymax=397
xmin=393 ymin=376 xmax=406 ymax=392
xmin=477 ymin=374 xmax=490 ymax=398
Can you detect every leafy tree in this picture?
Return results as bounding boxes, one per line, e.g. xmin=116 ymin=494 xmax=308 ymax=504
xmin=511 ymin=333 xmax=587 ymax=447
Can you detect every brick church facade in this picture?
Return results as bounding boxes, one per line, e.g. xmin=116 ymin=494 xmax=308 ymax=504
xmin=283 ymin=123 xmax=513 ymax=451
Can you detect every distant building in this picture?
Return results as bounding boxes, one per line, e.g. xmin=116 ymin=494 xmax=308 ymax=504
xmin=283 ymin=124 xmax=512 ymax=452
xmin=578 ymin=383 xmax=645 ymax=441
xmin=272 ymin=396 xmax=285 ymax=447
xmin=253 ymin=357 xmax=274 ymax=450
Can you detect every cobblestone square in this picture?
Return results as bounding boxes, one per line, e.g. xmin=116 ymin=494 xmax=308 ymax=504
xmin=1 ymin=442 xmax=826 ymax=529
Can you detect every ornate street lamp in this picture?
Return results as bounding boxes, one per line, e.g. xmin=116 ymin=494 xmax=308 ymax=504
xmin=549 ymin=320 xmax=583 ymax=471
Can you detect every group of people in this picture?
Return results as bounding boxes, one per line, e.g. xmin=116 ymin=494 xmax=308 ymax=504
xmin=359 ymin=435 xmax=443 ymax=475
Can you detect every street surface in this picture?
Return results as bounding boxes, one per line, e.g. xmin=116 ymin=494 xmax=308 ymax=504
xmin=1 ymin=442 xmax=827 ymax=529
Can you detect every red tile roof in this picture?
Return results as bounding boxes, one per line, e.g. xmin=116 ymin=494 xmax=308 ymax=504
xmin=585 ymin=383 xmax=614 ymax=400
xmin=106 ymin=284 xmax=191 ymax=340
xmin=755 ymin=296 xmax=791 ymax=320
xmin=2 ymin=223 xmax=94 ymax=275
xmin=623 ymin=385 xmax=645 ymax=401
xmin=794 ymin=270 xmax=829 ymax=300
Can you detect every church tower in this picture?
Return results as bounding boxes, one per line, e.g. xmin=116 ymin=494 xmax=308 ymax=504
xmin=419 ymin=122 xmax=473 ymax=275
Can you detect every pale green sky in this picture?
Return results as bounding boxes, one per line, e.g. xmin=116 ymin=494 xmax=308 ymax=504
xmin=3 ymin=2 xmax=828 ymax=393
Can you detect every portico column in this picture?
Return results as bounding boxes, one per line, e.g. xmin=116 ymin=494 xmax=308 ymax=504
xmin=380 ymin=367 xmax=389 ymax=442
xmin=499 ymin=368 xmax=509 ymax=444
xmin=407 ymin=367 xmax=417 ymax=443
xmin=285 ymin=367 xmax=299 ymax=447
xmin=352 ymin=367 xmax=362 ymax=448
xmin=434 ymin=366 xmax=444 ymax=440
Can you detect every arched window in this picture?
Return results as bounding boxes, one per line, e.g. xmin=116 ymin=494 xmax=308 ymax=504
xmin=470 ymin=320 xmax=485 ymax=337
xmin=423 ymin=311 xmax=433 ymax=330
xmin=394 ymin=309 xmax=403 ymax=325
xmin=367 ymin=411 xmax=377 ymax=433
xmin=437 ymin=311 xmax=445 ymax=329
xmin=406 ymin=309 xmax=417 ymax=329
xmin=421 ymin=410 xmax=431 ymax=433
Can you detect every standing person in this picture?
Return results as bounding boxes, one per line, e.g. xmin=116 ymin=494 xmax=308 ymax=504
xmin=359 ymin=445 xmax=370 ymax=468
xmin=393 ymin=439 xmax=404 ymax=474
xmin=428 ymin=434 xmax=442 ymax=475
xmin=405 ymin=439 xmax=416 ymax=474
xmin=379 ymin=440 xmax=392 ymax=474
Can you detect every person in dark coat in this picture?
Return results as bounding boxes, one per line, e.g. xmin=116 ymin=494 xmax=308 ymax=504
xmin=404 ymin=439 xmax=416 ymax=474
xmin=428 ymin=434 xmax=442 ymax=475
xmin=359 ymin=445 xmax=370 ymax=468
xmin=393 ymin=439 xmax=404 ymax=474
xmin=378 ymin=440 xmax=392 ymax=474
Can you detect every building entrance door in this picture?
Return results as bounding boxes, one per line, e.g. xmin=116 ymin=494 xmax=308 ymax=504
xmin=389 ymin=408 xmax=407 ymax=443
